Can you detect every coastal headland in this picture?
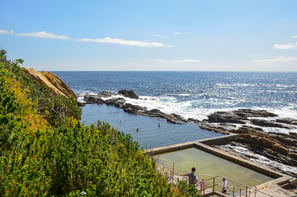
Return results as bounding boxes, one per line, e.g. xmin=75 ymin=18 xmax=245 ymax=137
xmin=80 ymin=90 xmax=297 ymax=178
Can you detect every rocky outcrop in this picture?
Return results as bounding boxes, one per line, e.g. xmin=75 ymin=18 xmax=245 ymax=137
xmin=24 ymin=68 xmax=76 ymax=98
xmin=226 ymin=128 xmax=297 ymax=170
xmin=118 ymin=89 xmax=139 ymax=99
xmin=276 ymin=118 xmax=297 ymax=126
xmin=189 ymin=109 xmax=297 ymax=176
xmin=81 ymin=90 xmax=297 ymax=131
xmin=250 ymin=119 xmax=292 ymax=129
xmin=80 ymin=89 xmax=297 ymax=176
xmin=234 ymin=109 xmax=277 ymax=118
xmin=207 ymin=111 xmax=247 ymax=124
xmin=207 ymin=109 xmax=278 ymax=125
xmin=81 ymin=90 xmax=186 ymax=124
xmin=205 ymin=109 xmax=295 ymax=130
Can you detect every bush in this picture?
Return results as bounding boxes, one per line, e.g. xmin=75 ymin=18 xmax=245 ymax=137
xmin=0 ymin=51 xmax=173 ymax=196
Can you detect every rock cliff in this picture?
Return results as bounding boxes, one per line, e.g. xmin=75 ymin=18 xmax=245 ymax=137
xmin=24 ymin=68 xmax=76 ymax=98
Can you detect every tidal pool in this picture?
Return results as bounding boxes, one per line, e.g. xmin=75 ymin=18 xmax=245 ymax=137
xmin=81 ymin=104 xmax=222 ymax=149
xmin=154 ymin=147 xmax=273 ymax=187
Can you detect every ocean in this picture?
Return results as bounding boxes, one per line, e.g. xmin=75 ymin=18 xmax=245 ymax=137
xmin=54 ymin=71 xmax=297 ymax=148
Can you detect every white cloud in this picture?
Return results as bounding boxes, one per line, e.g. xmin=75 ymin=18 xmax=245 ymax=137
xmin=149 ymin=58 xmax=201 ymax=64
xmin=253 ymin=56 xmax=297 ymax=64
xmin=272 ymin=42 xmax=297 ymax=50
xmin=0 ymin=30 xmax=14 ymax=34
xmin=273 ymin=35 xmax=297 ymax=49
xmin=16 ymin=31 xmax=69 ymax=40
xmin=174 ymin=32 xmax=182 ymax=35
xmin=0 ymin=29 xmax=168 ymax=47
xmin=76 ymin=37 xmax=168 ymax=47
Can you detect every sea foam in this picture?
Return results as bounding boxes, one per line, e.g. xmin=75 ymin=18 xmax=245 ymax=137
xmin=89 ymin=93 xmax=297 ymax=134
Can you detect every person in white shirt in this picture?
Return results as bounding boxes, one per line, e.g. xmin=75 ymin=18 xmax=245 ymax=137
xmin=222 ymin=177 xmax=227 ymax=193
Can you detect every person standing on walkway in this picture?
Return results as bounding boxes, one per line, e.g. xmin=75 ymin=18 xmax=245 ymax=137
xmin=222 ymin=177 xmax=228 ymax=193
xmin=180 ymin=167 xmax=198 ymax=186
xmin=200 ymin=179 xmax=207 ymax=195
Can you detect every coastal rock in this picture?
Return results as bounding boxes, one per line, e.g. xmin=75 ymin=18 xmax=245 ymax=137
xmin=226 ymin=127 xmax=297 ymax=167
xmin=276 ymin=118 xmax=297 ymax=126
xmin=269 ymin=132 xmax=297 ymax=147
xmin=24 ymin=68 xmax=76 ymax=98
xmin=205 ymin=109 xmax=294 ymax=130
xmin=123 ymin=103 xmax=144 ymax=114
xmin=233 ymin=109 xmax=278 ymax=118
xmin=144 ymin=109 xmax=185 ymax=124
xmin=171 ymin=113 xmax=188 ymax=122
xmin=250 ymin=119 xmax=292 ymax=129
xmin=230 ymin=125 xmax=263 ymax=133
xmin=83 ymin=93 xmax=105 ymax=104
xmin=207 ymin=111 xmax=247 ymax=124
xmin=118 ymin=89 xmax=139 ymax=99
xmin=199 ymin=122 xmax=232 ymax=134
xmin=207 ymin=109 xmax=278 ymax=125
xmin=82 ymin=91 xmax=186 ymax=124
xmin=81 ymin=90 xmax=297 ymax=176
xmin=203 ymin=115 xmax=297 ymax=177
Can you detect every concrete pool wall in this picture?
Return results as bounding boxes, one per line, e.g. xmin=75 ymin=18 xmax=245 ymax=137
xmin=145 ymin=135 xmax=296 ymax=197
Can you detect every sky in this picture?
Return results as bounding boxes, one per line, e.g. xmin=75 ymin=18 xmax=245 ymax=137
xmin=1 ymin=0 xmax=297 ymax=71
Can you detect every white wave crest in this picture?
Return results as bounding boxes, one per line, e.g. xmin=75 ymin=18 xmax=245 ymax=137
xmin=79 ymin=92 xmax=297 ymax=134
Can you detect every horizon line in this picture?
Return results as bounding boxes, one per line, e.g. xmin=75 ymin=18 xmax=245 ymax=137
xmin=46 ymin=70 xmax=297 ymax=73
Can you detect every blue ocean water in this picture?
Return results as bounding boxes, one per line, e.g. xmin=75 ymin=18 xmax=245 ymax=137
xmin=54 ymin=71 xmax=297 ymax=147
xmin=55 ymin=71 xmax=297 ymax=116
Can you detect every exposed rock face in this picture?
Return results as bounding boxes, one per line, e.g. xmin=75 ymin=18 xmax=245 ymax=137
xmin=81 ymin=90 xmax=186 ymax=124
xmin=204 ymin=110 xmax=297 ymax=176
xmin=220 ymin=129 xmax=297 ymax=176
xmin=80 ymin=89 xmax=297 ymax=176
xmin=276 ymin=118 xmax=297 ymax=126
xmin=207 ymin=109 xmax=278 ymax=125
xmin=234 ymin=109 xmax=277 ymax=118
xmin=250 ymin=119 xmax=292 ymax=129
xmin=207 ymin=111 xmax=246 ymax=124
xmin=206 ymin=109 xmax=294 ymax=130
xmin=24 ymin=68 xmax=76 ymax=98
xmin=118 ymin=89 xmax=139 ymax=99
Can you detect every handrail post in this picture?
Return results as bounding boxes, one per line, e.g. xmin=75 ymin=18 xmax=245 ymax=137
xmin=212 ymin=177 xmax=215 ymax=193
xmin=249 ymin=187 xmax=250 ymax=197
xmin=172 ymin=162 xmax=174 ymax=182
xmin=240 ymin=188 xmax=242 ymax=196
xmin=232 ymin=186 xmax=235 ymax=197
xmin=246 ymin=186 xmax=248 ymax=197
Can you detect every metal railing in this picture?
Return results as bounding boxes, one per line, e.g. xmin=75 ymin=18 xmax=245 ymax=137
xmin=154 ymin=160 xmax=274 ymax=197
xmin=176 ymin=174 xmax=274 ymax=197
xmin=206 ymin=175 xmax=274 ymax=197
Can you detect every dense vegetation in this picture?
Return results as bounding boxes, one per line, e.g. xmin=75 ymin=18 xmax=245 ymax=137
xmin=0 ymin=50 xmax=200 ymax=196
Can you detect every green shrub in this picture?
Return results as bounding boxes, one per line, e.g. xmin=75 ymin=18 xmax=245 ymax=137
xmin=0 ymin=51 xmax=174 ymax=196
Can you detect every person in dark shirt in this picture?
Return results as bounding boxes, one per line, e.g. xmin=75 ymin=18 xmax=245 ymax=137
xmin=180 ymin=167 xmax=198 ymax=186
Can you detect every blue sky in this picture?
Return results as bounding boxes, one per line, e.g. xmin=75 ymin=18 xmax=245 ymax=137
xmin=1 ymin=0 xmax=297 ymax=71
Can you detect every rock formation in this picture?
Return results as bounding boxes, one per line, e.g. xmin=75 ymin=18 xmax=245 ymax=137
xmin=24 ymin=68 xmax=76 ymax=98
xmin=81 ymin=90 xmax=187 ymax=124
xmin=118 ymin=89 xmax=139 ymax=99
xmin=79 ymin=89 xmax=297 ymax=176
xmin=205 ymin=111 xmax=297 ymax=177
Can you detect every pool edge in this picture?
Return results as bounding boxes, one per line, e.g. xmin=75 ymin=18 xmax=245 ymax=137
xmin=145 ymin=135 xmax=296 ymax=196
